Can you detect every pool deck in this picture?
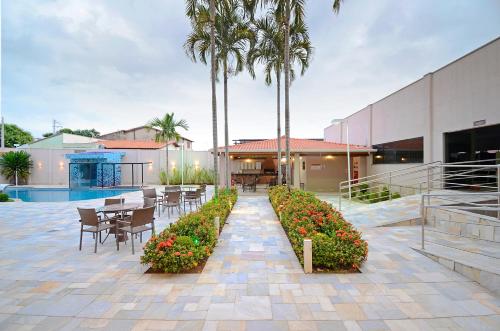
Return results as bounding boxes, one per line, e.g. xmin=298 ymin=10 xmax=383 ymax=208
xmin=0 ymin=189 xmax=498 ymax=330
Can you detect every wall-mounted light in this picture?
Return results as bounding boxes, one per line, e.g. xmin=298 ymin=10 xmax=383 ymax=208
xmin=171 ymin=161 xmax=176 ymax=169
xmin=375 ymin=155 xmax=383 ymax=159
xmin=37 ymin=161 xmax=43 ymax=169
xmin=148 ymin=162 xmax=153 ymax=171
xmin=325 ymin=155 xmax=334 ymax=160
xmin=59 ymin=161 xmax=64 ymax=170
xmin=401 ymin=157 xmax=407 ymax=162
xmin=245 ymin=159 xmax=252 ymax=163
xmin=230 ymin=155 xmax=233 ymax=159
xmin=280 ymin=157 xmax=286 ymax=163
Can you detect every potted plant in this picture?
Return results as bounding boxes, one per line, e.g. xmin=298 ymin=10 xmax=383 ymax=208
xmin=0 ymin=151 xmax=33 ymax=185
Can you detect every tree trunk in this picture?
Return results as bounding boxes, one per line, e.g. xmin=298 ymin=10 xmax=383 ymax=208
xmin=166 ymin=146 xmax=169 ymax=185
xmin=224 ymin=60 xmax=230 ymax=189
xmin=210 ymin=0 xmax=219 ymax=196
xmin=284 ymin=0 xmax=291 ymax=188
xmin=276 ymin=70 xmax=282 ymax=185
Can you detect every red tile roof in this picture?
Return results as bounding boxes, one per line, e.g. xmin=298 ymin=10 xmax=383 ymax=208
xmin=98 ymin=140 xmax=177 ymax=149
xmin=219 ymin=137 xmax=374 ymax=153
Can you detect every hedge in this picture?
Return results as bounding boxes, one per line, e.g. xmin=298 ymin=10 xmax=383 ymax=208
xmin=269 ymin=186 xmax=368 ymax=272
xmin=141 ymin=188 xmax=237 ymax=273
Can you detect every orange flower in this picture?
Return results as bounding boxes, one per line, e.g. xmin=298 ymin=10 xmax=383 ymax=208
xmin=187 ymin=251 xmax=193 ymax=257
xmin=174 ymin=251 xmax=181 ymax=256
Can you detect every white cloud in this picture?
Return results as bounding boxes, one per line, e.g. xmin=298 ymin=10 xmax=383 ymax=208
xmin=2 ymin=0 xmax=500 ymax=149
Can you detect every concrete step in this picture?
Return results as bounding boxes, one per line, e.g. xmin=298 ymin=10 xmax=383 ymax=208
xmin=413 ymin=241 xmax=500 ymax=295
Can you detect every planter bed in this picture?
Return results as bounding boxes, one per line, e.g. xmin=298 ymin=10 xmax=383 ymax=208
xmin=269 ymin=186 xmax=367 ymax=272
xmin=141 ymin=188 xmax=237 ymax=273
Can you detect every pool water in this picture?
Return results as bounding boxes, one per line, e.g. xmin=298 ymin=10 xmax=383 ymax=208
xmin=5 ymin=187 xmax=139 ymax=202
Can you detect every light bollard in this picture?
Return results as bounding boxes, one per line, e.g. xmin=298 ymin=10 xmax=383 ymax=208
xmin=214 ymin=217 xmax=220 ymax=238
xmin=304 ymin=239 xmax=313 ymax=274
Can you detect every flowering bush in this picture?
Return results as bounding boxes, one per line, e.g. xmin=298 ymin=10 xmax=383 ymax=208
xmin=141 ymin=188 xmax=237 ymax=273
xmin=269 ymin=186 xmax=368 ymax=272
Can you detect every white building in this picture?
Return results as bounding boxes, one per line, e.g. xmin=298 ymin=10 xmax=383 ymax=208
xmin=324 ymin=37 xmax=500 ymax=179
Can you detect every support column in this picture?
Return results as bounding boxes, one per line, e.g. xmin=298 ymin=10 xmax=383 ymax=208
xmin=293 ymin=154 xmax=301 ymax=189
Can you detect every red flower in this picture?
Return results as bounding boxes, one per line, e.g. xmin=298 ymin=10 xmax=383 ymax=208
xmin=174 ymin=251 xmax=181 ymax=256
xmin=187 ymin=251 xmax=193 ymax=256
xmin=298 ymin=227 xmax=307 ymax=236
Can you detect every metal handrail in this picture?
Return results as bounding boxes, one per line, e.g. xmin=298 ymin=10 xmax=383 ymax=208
xmin=420 ymin=191 xmax=500 ymax=249
xmin=339 ymin=159 xmax=499 ymax=210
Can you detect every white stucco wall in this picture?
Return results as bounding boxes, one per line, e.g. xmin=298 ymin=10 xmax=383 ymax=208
xmin=7 ymin=148 xmax=213 ymax=186
xmin=431 ymin=39 xmax=500 ymax=161
xmin=324 ymin=37 xmax=500 ymax=182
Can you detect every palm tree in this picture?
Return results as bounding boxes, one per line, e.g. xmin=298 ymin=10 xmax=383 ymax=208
xmin=146 ymin=113 xmax=189 ymax=185
xmin=185 ymin=0 xmax=255 ymax=189
xmin=0 ymin=150 xmax=33 ymax=186
xmin=246 ymin=0 xmax=344 ymax=188
xmin=186 ymin=0 xmax=219 ymax=196
xmin=247 ymin=15 xmax=311 ymax=185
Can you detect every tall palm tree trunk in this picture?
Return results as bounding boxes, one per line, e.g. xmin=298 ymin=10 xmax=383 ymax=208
xmin=210 ymin=0 xmax=219 ymax=196
xmin=284 ymin=0 xmax=291 ymax=188
xmin=224 ymin=60 xmax=230 ymax=189
xmin=276 ymin=70 xmax=282 ymax=185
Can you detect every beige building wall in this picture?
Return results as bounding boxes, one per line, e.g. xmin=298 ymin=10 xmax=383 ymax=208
xmin=304 ymin=155 xmax=348 ymax=192
xmin=7 ymin=148 xmax=212 ymax=186
xmin=323 ymin=37 xmax=500 ymax=185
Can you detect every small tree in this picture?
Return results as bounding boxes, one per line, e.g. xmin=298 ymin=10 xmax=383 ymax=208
xmin=0 ymin=151 xmax=33 ymax=186
xmin=2 ymin=124 xmax=34 ymax=147
xmin=146 ymin=113 xmax=189 ymax=185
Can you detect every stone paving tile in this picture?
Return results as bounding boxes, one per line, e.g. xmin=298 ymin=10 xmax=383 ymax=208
xmin=0 ymin=192 xmax=499 ymax=330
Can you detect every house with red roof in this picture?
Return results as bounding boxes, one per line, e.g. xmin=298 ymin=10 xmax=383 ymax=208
xmin=217 ymin=137 xmax=375 ymax=192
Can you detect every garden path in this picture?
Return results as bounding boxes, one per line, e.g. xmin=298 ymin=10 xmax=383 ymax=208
xmin=0 ymin=193 xmax=498 ymax=330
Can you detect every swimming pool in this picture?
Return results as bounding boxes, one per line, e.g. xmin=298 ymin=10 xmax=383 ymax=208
xmin=4 ymin=187 xmax=139 ymax=202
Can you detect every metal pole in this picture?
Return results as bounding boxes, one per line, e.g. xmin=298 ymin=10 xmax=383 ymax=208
xmin=338 ymin=183 xmax=342 ymax=211
xmin=181 ymin=143 xmax=184 ymax=185
xmin=132 ymin=164 xmax=134 ymax=187
xmin=497 ymin=166 xmax=499 ymax=220
xmin=347 ymin=123 xmax=352 ymax=201
xmin=141 ymin=164 xmax=144 ymax=187
xmin=389 ymin=172 xmax=392 ymax=201
xmin=421 ymin=194 xmax=425 ymax=250
xmin=0 ymin=116 xmax=5 ymax=149
xmin=427 ymin=166 xmax=431 ymax=208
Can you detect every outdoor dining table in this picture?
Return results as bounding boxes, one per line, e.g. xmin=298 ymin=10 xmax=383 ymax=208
xmin=98 ymin=202 xmax=142 ymax=242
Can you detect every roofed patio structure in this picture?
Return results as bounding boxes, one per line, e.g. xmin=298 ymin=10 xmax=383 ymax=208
xmin=219 ymin=137 xmax=375 ymax=192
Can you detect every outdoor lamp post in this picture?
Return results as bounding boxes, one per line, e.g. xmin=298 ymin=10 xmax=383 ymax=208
xmin=181 ymin=142 xmax=185 ymax=186
xmin=332 ymin=119 xmax=351 ymax=201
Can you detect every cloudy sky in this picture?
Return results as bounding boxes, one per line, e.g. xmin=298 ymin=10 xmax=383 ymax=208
xmin=2 ymin=0 xmax=500 ymax=149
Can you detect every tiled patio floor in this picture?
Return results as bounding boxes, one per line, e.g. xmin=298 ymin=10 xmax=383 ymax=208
xmin=0 ymin=192 xmax=499 ymax=330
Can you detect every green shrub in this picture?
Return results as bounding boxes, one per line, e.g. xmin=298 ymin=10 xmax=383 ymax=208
xmin=391 ymin=192 xmax=401 ymax=199
xmin=380 ymin=187 xmax=390 ymax=201
xmin=0 ymin=193 xmax=10 ymax=202
xmin=359 ymin=183 xmax=369 ymax=194
xmin=367 ymin=191 xmax=380 ymax=203
xmin=160 ymin=164 xmax=215 ymax=185
xmin=269 ymin=186 xmax=368 ymax=272
xmin=141 ymin=188 xmax=237 ymax=273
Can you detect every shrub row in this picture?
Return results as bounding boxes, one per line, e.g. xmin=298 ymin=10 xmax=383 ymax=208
xmin=141 ymin=188 xmax=237 ymax=273
xmin=350 ymin=184 xmax=401 ymax=203
xmin=269 ymin=186 xmax=368 ymax=272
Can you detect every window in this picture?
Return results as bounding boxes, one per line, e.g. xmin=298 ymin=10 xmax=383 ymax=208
xmin=373 ymin=137 xmax=423 ymax=164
